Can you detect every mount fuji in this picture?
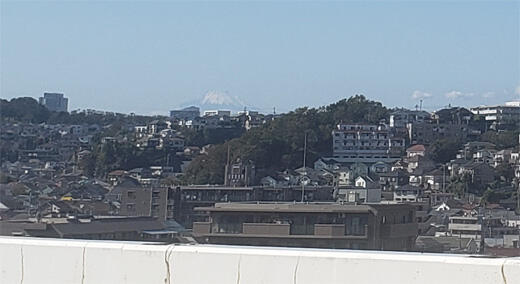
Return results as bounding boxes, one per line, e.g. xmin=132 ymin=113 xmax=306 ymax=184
xmin=179 ymin=91 xmax=260 ymax=113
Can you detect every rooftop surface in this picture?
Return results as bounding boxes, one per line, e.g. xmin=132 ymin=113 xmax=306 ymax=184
xmin=195 ymin=202 xmax=414 ymax=213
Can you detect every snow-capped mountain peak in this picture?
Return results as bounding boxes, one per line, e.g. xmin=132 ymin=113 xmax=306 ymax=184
xmin=201 ymin=91 xmax=246 ymax=108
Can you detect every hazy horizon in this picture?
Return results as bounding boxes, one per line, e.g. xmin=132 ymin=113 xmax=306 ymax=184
xmin=1 ymin=1 xmax=519 ymax=115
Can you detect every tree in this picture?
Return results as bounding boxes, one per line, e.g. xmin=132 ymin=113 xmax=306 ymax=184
xmin=0 ymin=173 xmax=14 ymax=184
xmin=78 ymin=153 xmax=96 ymax=177
xmin=495 ymin=164 xmax=514 ymax=182
xmin=0 ymin=97 xmax=50 ymax=123
xmin=429 ymin=138 xmax=463 ymax=164
xmin=481 ymin=131 xmax=520 ymax=150
xmin=482 ymin=189 xmax=511 ymax=204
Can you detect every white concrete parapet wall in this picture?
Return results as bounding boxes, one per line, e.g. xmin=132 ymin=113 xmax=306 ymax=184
xmin=0 ymin=237 xmax=519 ymax=284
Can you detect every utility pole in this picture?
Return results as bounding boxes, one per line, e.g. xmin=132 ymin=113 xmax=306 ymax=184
xmin=224 ymin=144 xmax=231 ymax=186
xmin=301 ymin=132 xmax=307 ymax=203
xmin=442 ymin=164 xmax=446 ymax=192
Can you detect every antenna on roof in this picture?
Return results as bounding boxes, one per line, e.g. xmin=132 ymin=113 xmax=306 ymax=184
xmin=420 ymin=100 xmax=423 ymax=111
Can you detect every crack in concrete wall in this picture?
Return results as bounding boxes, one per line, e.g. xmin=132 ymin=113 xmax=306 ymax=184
xmin=293 ymin=256 xmax=300 ymax=284
xmin=236 ymin=255 xmax=241 ymax=284
xmin=164 ymin=245 xmax=175 ymax=284
xmin=81 ymin=245 xmax=86 ymax=284
xmin=19 ymin=246 xmax=24 ymax=284
xmin=501 ymin=260 xmax=508 ymax=284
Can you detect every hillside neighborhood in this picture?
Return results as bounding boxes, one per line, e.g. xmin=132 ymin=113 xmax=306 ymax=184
xmin=1 ymin=94 xmax=520 ymax=255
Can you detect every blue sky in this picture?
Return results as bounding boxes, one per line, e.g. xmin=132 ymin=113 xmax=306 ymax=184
xmin=1 ymin=1 xmax=519 ymax=115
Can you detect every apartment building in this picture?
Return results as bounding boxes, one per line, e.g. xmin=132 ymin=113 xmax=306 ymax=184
xmin=169 ymin=106 xmax=200 ymax=121
xmin=389 ymin=109 xmax=431 ymax=128
xmin=407 ymin=122 xmax=479 ymax=145
xmin=39 ymin=92 xmax=68 ymax=112
xmin=106 ymin=178 xmax=175 ymax=221
xmin=193 ymin=202 xmax=418 ymax=251
xmin=470 ymin=101 xmax=520 ymax=130
xmin=332 ymin=124 xmax=405 ymax=163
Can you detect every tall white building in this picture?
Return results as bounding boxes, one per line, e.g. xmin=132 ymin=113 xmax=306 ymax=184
xmin=332 ymin=124 xmax=405 ymax=163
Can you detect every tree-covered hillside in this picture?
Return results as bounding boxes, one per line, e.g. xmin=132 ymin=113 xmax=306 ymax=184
xmin=183 ymin=95 xmax=389 ymax=184
xmin=0 ymin=97 xmax=154 ymax=125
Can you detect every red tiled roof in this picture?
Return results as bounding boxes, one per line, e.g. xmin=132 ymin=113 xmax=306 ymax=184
xmin=407 ymin=144 xmax=426 ymax=152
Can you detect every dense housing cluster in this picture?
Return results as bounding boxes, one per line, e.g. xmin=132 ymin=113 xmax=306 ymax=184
xmin=1 ymin=94 xmax=519 ymax=256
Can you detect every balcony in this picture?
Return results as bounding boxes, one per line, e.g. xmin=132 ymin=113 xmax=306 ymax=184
xmin=448 ymin=223 xmax=482 ymax=231
xmin=193 ymin=222 xmax=368 ymax=239
xmin=380 ymin=223 xmax=419 ymax=238
xmin=314 ymin=224 xmax=345 ymax=236
xmin=0 ymin=237 xmax=518 ymax=283
xmin=243 ymin=223 xmax=290 ymax=235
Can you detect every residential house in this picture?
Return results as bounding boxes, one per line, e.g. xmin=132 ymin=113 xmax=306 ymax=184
xmin=458 ymin=142 xmax=496 ymax=160
xmin=423 ymin=169 xmax=447 ymax=191
xmin=494 ymin=149 xmax=519 ymax=167
xmin=406 ymin=144 xmax=426 ymax=159
xmin=224 ymin=159 xmax=256 ymax=187
xmin=407 ymin=155 xmax=435 ymax=173
xmin=394 ymin=185 xmax=424 ymax=203
xmin=457 ymin=162 xmax=496 ymax=187
xmin=379 ymin=169 xmax=409 ymax=191
xmin=336 ymin=176 xmax=382 ymax=203
xmin=407 ymin=122 xmax=479 ymax=145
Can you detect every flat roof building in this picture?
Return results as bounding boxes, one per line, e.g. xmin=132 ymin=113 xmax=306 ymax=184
xmin=331 ymin=124 xmax=405 ymax=164
xmin=193 ymin=202 xmax=418 ymax=251
xmin=470 ymin=101 xmax=520 ymax=130
xmin=170 ymin=106 xmax=200 ymax=121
